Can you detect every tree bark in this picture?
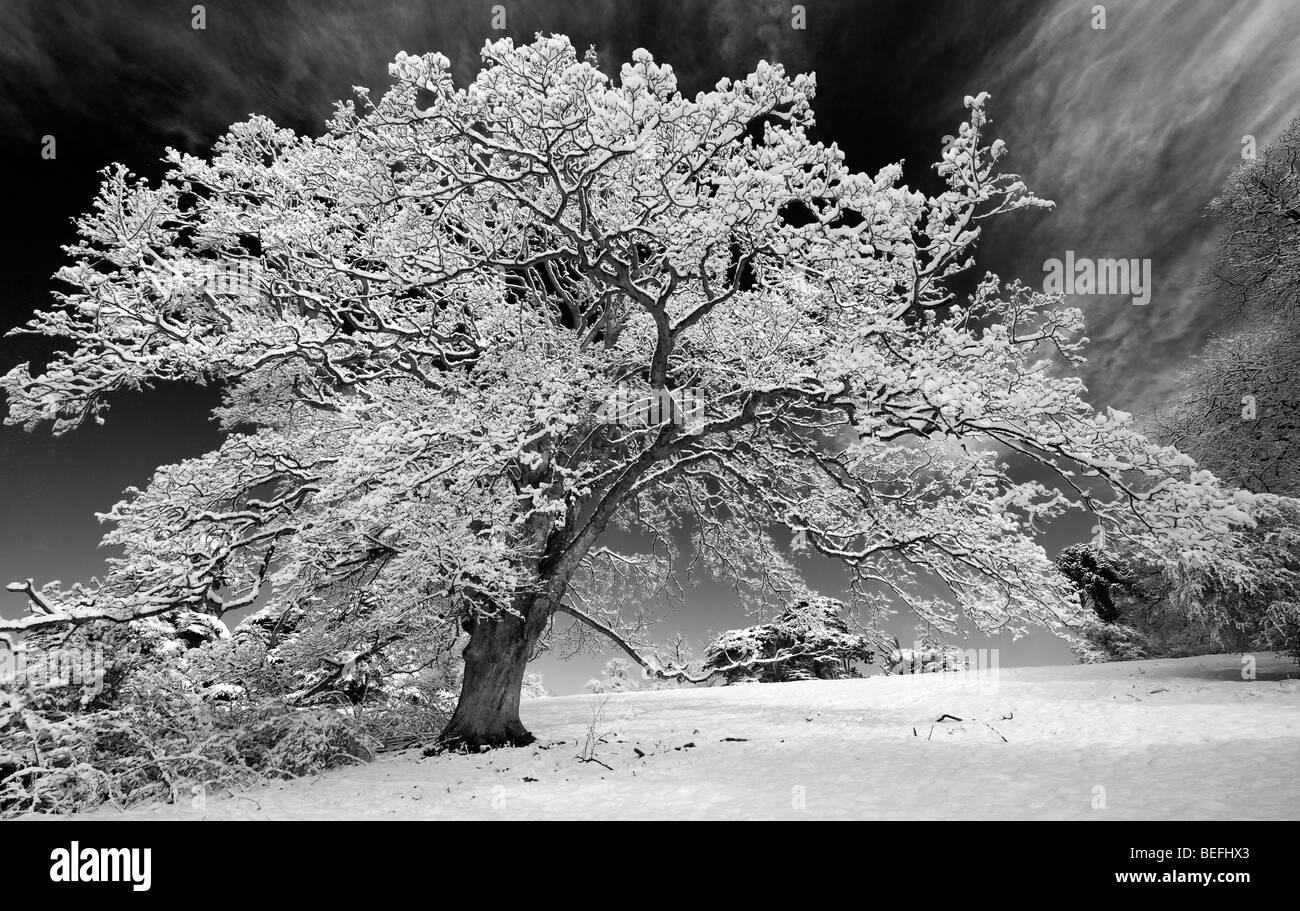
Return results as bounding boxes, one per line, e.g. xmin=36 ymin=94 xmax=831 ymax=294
xmin=434 ymin=598 xmax=549 ymax=751
xmin=434 ymin=438 xmax=656 ymax=750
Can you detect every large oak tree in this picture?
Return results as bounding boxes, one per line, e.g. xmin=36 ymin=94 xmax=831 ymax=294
xmin=2 ymin=37 xmax=1277 ymax=748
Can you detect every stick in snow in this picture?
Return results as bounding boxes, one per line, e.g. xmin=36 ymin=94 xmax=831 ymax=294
xmin=985 ymin=722 xmax=1008 ymax=743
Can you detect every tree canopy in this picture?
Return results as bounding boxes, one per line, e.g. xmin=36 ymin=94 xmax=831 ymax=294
xmin=2 ymin=35 xmax=1283 ymax=746
xmin=1156 ymin=117 xmax=1300 ymax=497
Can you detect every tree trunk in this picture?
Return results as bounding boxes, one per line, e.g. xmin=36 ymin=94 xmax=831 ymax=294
xmin=434 ymin=601 xmax=548 ymax=751
xmin=435 ymin=480 xmax=610 ymax=751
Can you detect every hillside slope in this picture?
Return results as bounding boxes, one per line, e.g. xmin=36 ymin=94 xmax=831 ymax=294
xmin=69 ymin=653 xmax=1300 ymax=820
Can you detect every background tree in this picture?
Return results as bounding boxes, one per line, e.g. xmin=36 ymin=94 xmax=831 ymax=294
xmin=2 ymin=37 xmax=1280 ymax=750
xmin=1057 ymin=503 xmax=1300 ymax=664
xmin=1153 ymin=317 xmax=1299 ymax=495
xmin=520 ymin=672 xmax=550 ymax=699
xmin=1121 ymin=115 xmax=1300 ymax=664
xmin=584 ymin=658 xmax=645 ymax=693
xmin=881 ymin=634 xmax=970 ymax=674
xmin=1055 ymin=543 xmax=1139 ymax=625
xmin=1155 ymin=116 xmax=1300 ymax=497
xmin=700 ymin=597 xmax=875 ymax=683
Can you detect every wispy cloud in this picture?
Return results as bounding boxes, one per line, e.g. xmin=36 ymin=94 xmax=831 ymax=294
xmin=0 ymin=0 xmax=817 ymax=158
xmin=953 ymin=0 xmax=1300 ymax=415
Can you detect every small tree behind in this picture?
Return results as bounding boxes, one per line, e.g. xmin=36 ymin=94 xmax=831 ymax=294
xmin=1156 ymin=116 xmax=1300 ymax=497
xmin=701 ymin=597 xmax=874 ymax=683
xmin=584 ymin=658 xmax=644 ymax=693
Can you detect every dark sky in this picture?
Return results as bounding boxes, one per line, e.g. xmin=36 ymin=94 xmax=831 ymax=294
xmin=2 ymin=0 xmax=1298 ymax=693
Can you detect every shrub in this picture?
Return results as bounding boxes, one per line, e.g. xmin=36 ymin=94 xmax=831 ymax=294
xmin=0 ymin=663 xmax=376 ymax=817
xmin=701 ymin=597 xmax=874 ymax=684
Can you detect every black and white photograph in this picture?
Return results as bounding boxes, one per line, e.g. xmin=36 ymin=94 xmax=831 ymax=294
xmin=0 ymin=0 xmax=1295 ymax=887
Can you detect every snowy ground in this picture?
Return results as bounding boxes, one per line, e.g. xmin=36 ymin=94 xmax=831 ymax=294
xmin=66 ymin=653 xmax=1300 ymax=820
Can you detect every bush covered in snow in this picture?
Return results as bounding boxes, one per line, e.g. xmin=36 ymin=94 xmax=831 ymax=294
xmin=1261 ymin=602 xmax=1300 ymax=663
xmin=585 ymin=658 xmax=645 ymax=693
xmin=584 ymin=658 xmax=686 ymax=693
xmin=0 ymin=596 xmax=463 ymax=815
xmin=883 ymin=637 xmax=971 ymax=674
xmin=1059 ymin=507 xmax=1300 ymax=665
xmin=1057 ymin=544 xmax=1207 ymax=662
xmin=1070 ymin=621 xmax=1151 ymax=664
xmin=1056 ymin=544 xmax=1136 ymax=625
xmin=0 ymin=657 xmax=377 ymax=817
xmin=701 ymin=598 xmax=874 ymax=684
xmin=521 ymin=673 xmax=550 ymax=699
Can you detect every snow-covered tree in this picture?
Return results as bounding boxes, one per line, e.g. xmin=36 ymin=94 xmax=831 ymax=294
xmin=584 ymin=658 xmax=644 ymax=693
xmin=2 ymin=36 xmax=1281 ymax=749
xmin=701 ymin=597 xmax=873 ymax=683
xmin=1202 ymin=117 xmax=1300 ymax=322
xmin=1057 ymin=501 xmax=1300 ymax=664
xmin=882 ymin=635 xmax=969 ymax=674
xmin=1154 ymin=316 xmax=1299 ymax=497
xmin=1155 ymin=116 xmax=1300 ymax=497
xmin=1055 ymin=543 xmax=1138 ymax=624
xmin=1129 ymin=119 xmax=1300 ymax=662
xmin=520 ymin=672 xmax=550 ymax=699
